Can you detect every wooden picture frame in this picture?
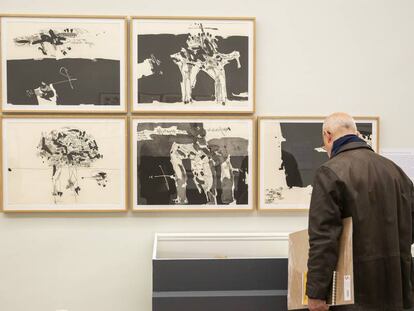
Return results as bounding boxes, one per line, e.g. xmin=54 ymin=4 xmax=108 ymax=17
xmin=257 ymin=116 xmax=380 ymax=211
xmin=130 ymin=115 xmax=256 ymax=211
xmin=1 ymin=114 xmax=128 ymax=212
xmin=0 ymin=14 xmax=128 ymax=113
xmin=130 ymin=16 xmax=255 ymax=114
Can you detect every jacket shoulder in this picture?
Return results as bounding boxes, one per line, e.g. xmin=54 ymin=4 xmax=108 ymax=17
xmin=322 ymin=149 xmax=412 ymax=187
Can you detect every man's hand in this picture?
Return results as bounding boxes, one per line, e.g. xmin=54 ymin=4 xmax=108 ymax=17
xmin=308 ymin=298 xmax=329 ymax=311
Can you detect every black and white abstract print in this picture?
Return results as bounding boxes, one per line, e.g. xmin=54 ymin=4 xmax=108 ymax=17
xmin=259 ymin=119 xmax=378 ymax=209
xmin=132 ymin=19 xmax=254 ymax=112
xmin=37 ymin=127 xmax=106 ymax=203
xmin=1 ymin=17 xmax=126 ymax=112
xmin=132 ymin=119 xmax=253 ymax=210
xmin=2 ymin=118 xmax=126 ymax=211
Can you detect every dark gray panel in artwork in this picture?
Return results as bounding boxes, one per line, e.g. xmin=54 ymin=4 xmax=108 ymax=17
xmin=356 ymin=123 xmax=373 ymax=138
xmin=280 ymin=122 xmax=373 ymax=187
xmin=280 ymin=123 xmax=327 ymax=187
xmin=7 ymin=59 xmax=120 ymax=106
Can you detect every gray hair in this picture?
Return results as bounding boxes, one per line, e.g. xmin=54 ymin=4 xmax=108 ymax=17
xmin=323 ymin=112 xmax=357 ymax=136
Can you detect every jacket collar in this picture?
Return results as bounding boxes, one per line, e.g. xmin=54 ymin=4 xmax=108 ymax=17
xmin=330 ymin=141 xmax=374 ymax=159
xmin=331 ymin=134 xmax=364 ymax=157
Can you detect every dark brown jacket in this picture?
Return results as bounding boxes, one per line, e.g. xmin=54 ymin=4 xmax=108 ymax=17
xmin=306 ymin=141 xmax=414 ymax=310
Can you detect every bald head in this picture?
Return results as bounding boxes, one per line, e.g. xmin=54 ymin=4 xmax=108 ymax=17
xmin=323 ymin=112 xmax=357 ymax=139
xmin=322 ymin=113 xmax=358 ymax=157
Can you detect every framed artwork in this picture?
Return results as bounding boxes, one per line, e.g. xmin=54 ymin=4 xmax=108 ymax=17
xmin=258 ymin=116 xmax=379 ymax=211
xmin=131 ymin=17 xmax=255 ymax=114
xmin=1 ymin=15 xmax=127 ymax=113
xmin=131 ymin=116 xmax=255 ymax=211
xmin=1 ymin=115 xmax=127 ymax=212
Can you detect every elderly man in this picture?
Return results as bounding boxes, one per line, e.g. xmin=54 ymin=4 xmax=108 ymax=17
xmin=307 ymin=113 xmax=414 ymax=311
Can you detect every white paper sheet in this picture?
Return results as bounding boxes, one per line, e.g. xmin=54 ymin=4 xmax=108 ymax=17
xmin=381 ymin=149 xmax=414 ymax=181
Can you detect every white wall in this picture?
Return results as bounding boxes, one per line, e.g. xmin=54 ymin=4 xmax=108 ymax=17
xmin=1 ymin=0 xmax=414 ymax=310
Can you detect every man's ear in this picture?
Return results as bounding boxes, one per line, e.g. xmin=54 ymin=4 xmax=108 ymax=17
xmin=326 ymin=130 xmax=333 ymax=143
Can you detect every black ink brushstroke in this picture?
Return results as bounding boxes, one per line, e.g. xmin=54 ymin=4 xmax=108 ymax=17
xmin=37 ymin=127 xmax=106 ymax=201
